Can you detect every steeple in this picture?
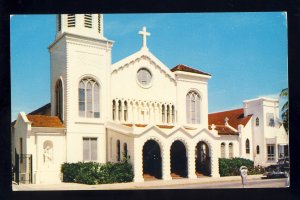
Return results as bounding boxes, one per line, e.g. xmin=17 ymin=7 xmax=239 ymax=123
xmin=56 ymin=14 xmax=105 ymax=40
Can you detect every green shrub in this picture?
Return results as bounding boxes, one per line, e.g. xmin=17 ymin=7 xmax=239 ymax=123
xmin=61 ymin=161 xmax=134 ymax=185
xmin=219 ymin=157 xmax=264 ymax=177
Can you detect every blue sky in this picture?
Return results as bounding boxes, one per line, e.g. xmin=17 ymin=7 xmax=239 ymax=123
xmin=10 ymin=13 xmax=288 ymax=120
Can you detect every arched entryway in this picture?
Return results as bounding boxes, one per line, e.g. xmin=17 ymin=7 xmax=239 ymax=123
xmin=170 ymin=140 xmax=187 ymax=178
xmin=142 ymin=140 xmax=162 ymax=179
xmin=195 ymin=141 xmax=211 ymax=176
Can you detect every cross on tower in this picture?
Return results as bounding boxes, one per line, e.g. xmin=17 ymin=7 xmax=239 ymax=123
xmin=138 ymin=26 xmax=150 ymax=50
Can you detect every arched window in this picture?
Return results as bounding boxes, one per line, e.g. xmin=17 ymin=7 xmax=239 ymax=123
xmin=117 ymin=140 xmax=121 ymax=162
xmin=167 ymin=105 xmax=170 ymax=123
xmin=186 ymin=91 xmax=200 ymax=124
xmin=246 ymin=139 xmax=250 ymax=154
xmin=118 ymin=100 xmax=122 ymax=121
xmin=162 ymin=105 xmax=165 ymax=123
xmin=84 ymin=14 xmax=92 ymax=28
xmin=93 ymin=83 xmax=100 ymax=118
xmin=256 ymin=145 xmax=260 ymax=154
xmin=112 ymin=100 xmax=116 ymax=120
xmin=78 ymin=78 xmax=100 ymax=118
xmin=67 ymin=14 xmax=75 ymax=27
xmin=256 ymin=117 xmax=259 ymax=126
xmin=171 ymin=105 xmax=175 ymax=123
xmin=124 ymin=101 xmax=128 ymax=121
xmin=123 ymin=143 xmax=128 ymax=160
xmin=221 ymin=143 xmax=225 ymax=158
xmin=229 ymin=143 xmax=233 ymax=158
xmin=55 ymin=79 xmax=63 ymax=121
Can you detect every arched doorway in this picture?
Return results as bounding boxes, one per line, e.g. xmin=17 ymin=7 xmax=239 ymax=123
xmin=143 ymin=140 xmax=162 ymax=179
xmin=170 ymin=140 xmax=187 ymax=178
xmin=195 ymin=141 xmax=211 ymax=176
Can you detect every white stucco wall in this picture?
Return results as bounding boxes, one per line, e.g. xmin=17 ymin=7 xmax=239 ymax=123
xmin=175 ymin=72 xmax=210 ymax=128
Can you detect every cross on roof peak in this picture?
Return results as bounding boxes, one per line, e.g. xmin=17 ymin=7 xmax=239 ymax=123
xmin=138 ymin=26 xmax=150 ymax=50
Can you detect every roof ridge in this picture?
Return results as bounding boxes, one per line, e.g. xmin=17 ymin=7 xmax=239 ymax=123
xmin=170 ymin=64 xmax=211 ymax=76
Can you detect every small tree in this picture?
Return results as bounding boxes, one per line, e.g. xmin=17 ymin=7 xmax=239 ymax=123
xmin=280 ymin=88 xmax=288 ymax=133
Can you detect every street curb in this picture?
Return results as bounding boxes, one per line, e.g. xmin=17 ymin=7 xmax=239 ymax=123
xmin=12 ymin=174 xmax=265 ymax=190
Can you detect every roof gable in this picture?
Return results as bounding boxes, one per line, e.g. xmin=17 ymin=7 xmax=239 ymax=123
xmin=111 ymin=49 xmax=176 ymax=82
xmin=208 ymin=108 xmax=252 ymax=130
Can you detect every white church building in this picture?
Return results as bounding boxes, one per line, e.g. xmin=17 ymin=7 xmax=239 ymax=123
xmin=11 ymin=14 xmax=289 ymax=184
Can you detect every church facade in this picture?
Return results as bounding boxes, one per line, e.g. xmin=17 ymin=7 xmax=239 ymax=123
xmin=11 ymin=14 xmax=289 ymax=184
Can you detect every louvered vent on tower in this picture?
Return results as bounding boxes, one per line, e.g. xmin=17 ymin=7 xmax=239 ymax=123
xmin=57 ymin=14 xmax=61 ymax=31
xmin=84 ymin=14 xmax=93 ymax=28
xmin=67 ymin=14 xmax=76 ymax=27
xmin=98 ymin=14 xmax=101 ymax=33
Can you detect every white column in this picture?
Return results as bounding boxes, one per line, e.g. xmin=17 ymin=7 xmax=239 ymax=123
xmin=162 ymin=144 xmax=172 ymax=180
xmin=128 ymin=103 xmax=132 ymax=122
xmin=132 ymin=105 xmax=136 ymax=123
xmin=210 ymin=144 xmax=220 ymax=177
xmin=137 ymin=106 xmax=140 ymax=124
xmin=187 ymin=145 xmax=197 ymax=179
xmin=121 ymin=100 xmax=124 ymax=123
xmin=133 ymin=141 xmax=144 ymax=182
xmin=149 ymin=106 xmax=153 ymax=123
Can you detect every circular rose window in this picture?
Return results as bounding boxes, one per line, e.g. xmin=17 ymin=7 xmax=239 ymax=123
xmin=137 ymin=68 xmax=152 ymax=87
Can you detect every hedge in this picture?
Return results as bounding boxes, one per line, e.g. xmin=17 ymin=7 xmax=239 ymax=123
xmin=61 ymin=161 xmax=134 ymax=185
xmin=219 ymin=158 xmax=265 ymax=177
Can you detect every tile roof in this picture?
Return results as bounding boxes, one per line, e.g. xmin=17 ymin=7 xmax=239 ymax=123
xmin=208 ymin=108 xmax=252 ymax=130
xmin=27 ymin=115 xmax=65 ymax=128
xmin=123 ymin=124 xmax=174 ymax=129
xmin=209 ymin=125 xmax=239 ymax=135
xmin=156 ymin=125 xmax=174 ymax=129
xmin=170 ymin=64 xmax=211 ymax=76
xmin=123 ymin=124 xmax=148 ymax=127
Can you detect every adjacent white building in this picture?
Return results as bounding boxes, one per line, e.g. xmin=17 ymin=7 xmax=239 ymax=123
xmin=11 ymin=14 xmax=289 ymax=184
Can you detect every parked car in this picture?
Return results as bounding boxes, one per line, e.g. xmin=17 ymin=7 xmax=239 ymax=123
xmin=263 ymin=157 xmax=289 ymax=178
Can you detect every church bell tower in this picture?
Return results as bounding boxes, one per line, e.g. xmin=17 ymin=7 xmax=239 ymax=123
xmin=49 ymin=14 xmax=113 ymax=132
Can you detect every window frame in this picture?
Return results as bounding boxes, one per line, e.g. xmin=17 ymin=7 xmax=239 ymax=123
xmin=83 ymin=137 xmax=98 ymax=161
xmin=267 ymin=144 xmax=275 ymax=161
xmin=221 ymin=142 xmax=225 ymax=158
xmin=78 ymin=78 xmax=100 ymax=118
xmin=186 ymin=91 xmax=201 ymax=124
xmin=246 ymin=139 xmax=250 ymax=154
xmin=55 ymin=79 xmax=63 ymax=121
xmin=123 ymin=143 xmax=128 ymax=160
xmin=256 ymin=117 xmax=259 ymax=126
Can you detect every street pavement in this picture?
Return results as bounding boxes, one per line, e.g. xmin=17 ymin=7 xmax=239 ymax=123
xmin=12 ymin=174 xmax=289 ymax=191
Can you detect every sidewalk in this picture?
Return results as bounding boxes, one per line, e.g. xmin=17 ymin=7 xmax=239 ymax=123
xmin=12 ymin=174 xmax=263 ymax=191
